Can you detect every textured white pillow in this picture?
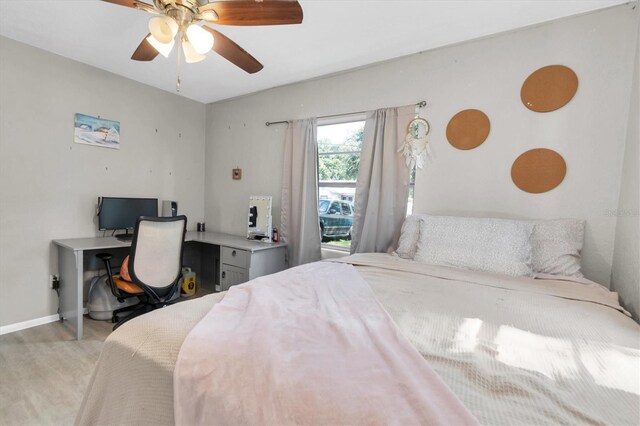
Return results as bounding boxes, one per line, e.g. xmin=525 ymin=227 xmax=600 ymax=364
xmin=394 ymin=214 xmax=428 ymax=259
xmin=532 ymin=219 xmax=584 ymax=277
xmin=414 ymin=216 xmax=534 ymax=277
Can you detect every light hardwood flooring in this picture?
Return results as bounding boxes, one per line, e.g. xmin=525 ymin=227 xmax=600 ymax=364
xmin=0 ymin=288 xmax=213 ymax=425
xmin=0 ymin=318 xmax=112 ymax=425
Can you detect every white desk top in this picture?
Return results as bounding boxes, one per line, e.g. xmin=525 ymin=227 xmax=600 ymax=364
xmin=185 ymin=231 xmax=287 ymax=252
xmin=53 ymin=231 xmax=287 ymax=253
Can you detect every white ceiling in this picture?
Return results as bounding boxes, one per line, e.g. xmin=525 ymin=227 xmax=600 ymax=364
xmin=0 ymin=0 xmax=627 ymax=104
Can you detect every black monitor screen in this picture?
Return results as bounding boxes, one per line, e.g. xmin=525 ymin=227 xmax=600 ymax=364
xmin=98 ymin=197 xmax=158 ymax=231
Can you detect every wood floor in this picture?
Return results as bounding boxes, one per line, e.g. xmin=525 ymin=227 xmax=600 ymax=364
xmin=0 ymin=288 xmax=213 ymax=425
xmin=0 ymin=318 xmax=112 ymax=425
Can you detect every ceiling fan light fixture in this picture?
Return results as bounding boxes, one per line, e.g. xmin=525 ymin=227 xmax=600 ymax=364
xmin=200 ymin=10 xmax=218 ymax=22
xmin=186 ymin=24 xmax=214 ymax=55
xmin=182 ymin=40 xmax=206 ymax=64
xmin=148 ymin=16 xmax=178 ymax=44
xmin=146 ymin=35 xmax=175 ymax=58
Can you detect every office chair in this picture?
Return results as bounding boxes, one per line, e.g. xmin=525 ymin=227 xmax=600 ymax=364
xmin=96 ymin=215 xmax=187 ymax=330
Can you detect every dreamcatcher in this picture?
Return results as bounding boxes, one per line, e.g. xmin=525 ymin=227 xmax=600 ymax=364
xmin=398 ymin=107 xmax=431 ymax=169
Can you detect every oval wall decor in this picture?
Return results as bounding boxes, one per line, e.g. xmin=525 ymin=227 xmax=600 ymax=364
xmin=511 ymin=148 xmax=567 ymax=194
xmin=446 ymin=109 xmax=490 ymax=150
xmin=521 ymin=65 xmax=578 ymax=112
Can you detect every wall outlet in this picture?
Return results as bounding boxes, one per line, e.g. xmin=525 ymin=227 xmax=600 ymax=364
xmin=49 ymin=274 xmax=59 ymax=289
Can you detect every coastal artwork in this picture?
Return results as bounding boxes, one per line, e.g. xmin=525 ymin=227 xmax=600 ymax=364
xmin=74 ymin=113 xmax=120 ymax=149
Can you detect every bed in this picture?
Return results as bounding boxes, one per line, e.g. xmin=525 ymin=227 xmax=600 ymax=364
xmin=76 ymin=252 xmax=640 ymax=425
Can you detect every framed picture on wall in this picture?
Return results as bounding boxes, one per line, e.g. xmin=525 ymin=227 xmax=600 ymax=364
xmin=74 ymin=113 xmax=120 ymax=149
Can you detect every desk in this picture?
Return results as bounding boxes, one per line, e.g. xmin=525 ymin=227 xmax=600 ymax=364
xmin=53 ymin=231 xmax=287 ymax=339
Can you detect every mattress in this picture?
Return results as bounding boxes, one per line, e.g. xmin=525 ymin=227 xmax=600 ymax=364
xmin=76 ymin=253 xmax=640 ymax=425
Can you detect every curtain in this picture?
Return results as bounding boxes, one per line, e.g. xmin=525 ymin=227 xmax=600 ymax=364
xmin=351 ymin=106 xmax=414 ymax=254
xmin=281 ymin=119 xmax=322 ymax=266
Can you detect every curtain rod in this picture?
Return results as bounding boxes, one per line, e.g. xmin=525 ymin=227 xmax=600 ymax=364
xmin=265 ymin=100 xmax=427 ymax=127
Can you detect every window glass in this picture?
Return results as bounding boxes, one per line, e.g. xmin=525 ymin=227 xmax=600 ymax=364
xmin=318 ymin=120 xmax=365 ymax=251
xmin=407 ymin=165 xmax=416 ymax=216
xmin=319 ymin=200 xmax=330 ymax=214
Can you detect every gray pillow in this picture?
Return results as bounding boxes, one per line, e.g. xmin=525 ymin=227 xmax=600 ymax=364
xmin=414 ymin=215 xmax=534 ymax=277
xmin=393 ymin=214 xmax=429 ymax=259
xmin=531 ymin=219 xmax=584 ymax=277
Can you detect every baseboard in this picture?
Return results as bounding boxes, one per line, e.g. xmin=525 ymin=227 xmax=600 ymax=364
xmin=0 ymin=314 xmax=60 ymax=336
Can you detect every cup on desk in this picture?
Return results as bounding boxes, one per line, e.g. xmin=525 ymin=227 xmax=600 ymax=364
xmin=197 ymin=222 xmax=206 ymax=232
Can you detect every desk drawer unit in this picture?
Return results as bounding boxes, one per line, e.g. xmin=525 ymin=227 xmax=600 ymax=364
xmin=221 ymin=247 xmax=249 ymax=269
xmin=220 ymin=246 xmax=250 ymax=291
xmin=221 ymin=264 xmax=249 ymax=291
xmin=219 ymin=245 xmax=287 ymax=291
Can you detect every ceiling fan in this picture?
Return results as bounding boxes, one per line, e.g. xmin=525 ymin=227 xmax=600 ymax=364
xmin=102 ymin=0 xmax=303 ymax=91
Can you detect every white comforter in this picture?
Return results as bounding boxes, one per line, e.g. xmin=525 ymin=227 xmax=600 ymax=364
xmin=76 ymin=254 xmax=640 ymax=425
xmin=334 ymin=254 xmax=640 ymax=425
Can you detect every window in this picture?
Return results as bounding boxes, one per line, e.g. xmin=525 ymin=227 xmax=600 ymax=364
xmin=407 ymin=166 xmax=416 ymax=216
xmin=316 ymin=117 xmax=415 ymax=250
xmin=317 ymin=118 xmax=365 ymax=250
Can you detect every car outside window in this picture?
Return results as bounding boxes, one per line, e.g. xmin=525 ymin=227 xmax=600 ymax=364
xmin=341 ymin=203 xmax=351 ymax=215
xmin=319 ymin=200 xmax=330 ymax=214
xmin=329 ymin=201 xmax=341 ymax=214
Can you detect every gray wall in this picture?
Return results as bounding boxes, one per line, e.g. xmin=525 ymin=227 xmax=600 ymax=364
xmin=205 ymin=5 xmax=638 ymax=286
xmin=0 ymin=37 xmax=206 ymax=327
xmin=611 ymin=8 xmax=640 ymax=320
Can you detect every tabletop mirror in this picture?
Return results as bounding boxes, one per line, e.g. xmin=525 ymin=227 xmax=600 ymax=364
xmin=248 ymin=195 xmax=272 ymax=242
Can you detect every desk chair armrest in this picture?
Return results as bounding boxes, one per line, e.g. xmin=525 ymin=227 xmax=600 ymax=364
xmin=96 ymin=252 xmax=124 ymax=300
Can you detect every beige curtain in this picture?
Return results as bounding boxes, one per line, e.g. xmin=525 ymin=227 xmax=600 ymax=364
xmin=351 ymin=106 xmax=414 ymax=254
xmin=280 ymin=119 xmax=321 ymax=266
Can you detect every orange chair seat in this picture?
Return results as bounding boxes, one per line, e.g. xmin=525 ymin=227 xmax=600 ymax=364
xmin=114 ymin=276 xmax=144 ymax=295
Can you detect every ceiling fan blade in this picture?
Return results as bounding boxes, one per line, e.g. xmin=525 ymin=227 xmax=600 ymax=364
xmin=199 ymin=0 xmax=303 ymax=26
xmin=202 ymin=27 xmax=263 ymax=74
xmin=101 ymin=0 xmax=156 ymax=14
xmin=131 ymin=34 xmax=159 ymax=61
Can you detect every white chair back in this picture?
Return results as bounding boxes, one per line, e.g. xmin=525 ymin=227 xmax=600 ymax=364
xmin=130 ymin=216 xmax=186 ymax=291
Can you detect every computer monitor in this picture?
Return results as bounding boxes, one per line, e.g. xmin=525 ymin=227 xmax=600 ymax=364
xmin=98 ymin=197 xmax=158 ymax=238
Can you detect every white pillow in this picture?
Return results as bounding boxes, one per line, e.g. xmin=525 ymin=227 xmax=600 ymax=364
xmin=414 ymin=215 xmax=534 ymax=277
xmin=397 ymin=214 xmax=585 ymax=277
xmin=394 ymin=214 xmax=429 ymax=259
xmin=531 ymin=219 xmax=584 ymax=277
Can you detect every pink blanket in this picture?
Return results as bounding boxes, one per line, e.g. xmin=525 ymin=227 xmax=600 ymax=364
xmin=174 ymin=262 xmax=478 ymax=425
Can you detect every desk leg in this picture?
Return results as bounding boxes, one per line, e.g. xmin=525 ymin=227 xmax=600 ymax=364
xmin=59 ymin=247 xmax=83 ymax=340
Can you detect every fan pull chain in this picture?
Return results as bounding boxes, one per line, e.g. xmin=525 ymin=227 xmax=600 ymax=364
xmin=176 ymin=33 xmax=183 ymax=93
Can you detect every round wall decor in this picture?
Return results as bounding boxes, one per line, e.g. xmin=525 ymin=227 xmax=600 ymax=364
xmin=511 ymin=148 xmax=566 ymax=194
xmin=446 ymin=109 xmax=490 ymax=150
xmin=521 ymin=65 xmax=578 ymax=112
